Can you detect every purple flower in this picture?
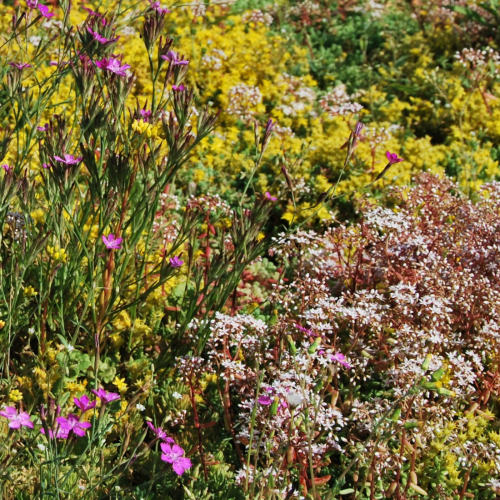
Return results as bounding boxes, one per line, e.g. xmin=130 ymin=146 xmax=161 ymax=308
xmin=42 ymin=163 xmax=50 ymax=169
xmin=329 ymin=352 xmax=352 ymax=370
xmin=95 ymin=57 xmax=131 ymax=77
xmin=0 ymin=407 xmax=34 ymax=429
xmin=56 ymin=414 xmax=91 ymax=437
xmin=27 ymin=0 xmax=38 ymax=8
xmin=102 ymin=233 xmax=123 ymax=250
xmin=172 ymin=84 xmax=185 ymax=91
xmin=265 ymin=192 xmax=277 ymax=201
xmin=74 ymin=394 xmax=96 ymax=412
xmin=91 ymin=388 xmax=121 ymax=404
xmin=161 ymin=51 xmax=189 ymax=66
xmin=53 ymin=154 xmax=83 ymax=165
xmin=9 ymin=62 xmax=32 ymax=70
xmin=257 ymin=395 xmax=273 ymax=405
xmin=160 ymin=443 xmax=192 ymax=475
xmin=295 ymin=324 xmax=318 ymax=337
xmin=2 ymin=164 xmax=13 ymax=173
xmin=87 ymin=27 xmax=120 ymax=44
xmin=38 ymin=4 xmax=54 ymax=18
xmin=140 ymin=109 xmax=152 ymax=120
xmin=385 ymin=151 xmax=403 ymax=165
xmin=37 ymin=124 xmax=49 ymax=132
xmin=146 ymin=422 xmax=175 ymax=443
xmin=82 ymin=6 xmax=104 ymax=17
xmin=149 ymin=0 xmax=171 ymax=13
xmin=169 ymin=256 xmax=183 ymax=268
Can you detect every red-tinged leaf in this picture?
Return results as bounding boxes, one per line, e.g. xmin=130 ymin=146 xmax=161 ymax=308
xmin=200 ymin=421 xmax=217 ymax=429
xmin=208 ymin=223 xmax=216 ymax=235
xmin=198 ymin=233 xmax=208 ymax=239
xmin=314 ymin=475 xmax=331 ymax=485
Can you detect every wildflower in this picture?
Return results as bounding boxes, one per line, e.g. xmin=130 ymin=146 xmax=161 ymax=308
xmin=2 ymin=164 xmax=13 ymax=172
xmin=24 ymin=286 xmax=38 ymax=297
xmin=0 ymin=407 xmax=34 ymax=429
xmin=140 ymin=109 xmax=152 ymax=120
xmin=265 ymin=192 xmax=277 ymax=201
xmin=136 ymin=403 xmax=146 ymax=411
xmin=160 ymin=443 xmax=192 ymax=475
xmin=161 ymin=51 xmax=189 ymax=66
xmin=9 ymin=389 xmax=23 ymax=402
xmin=95 ymin=57 xmax=131 ymax=76
xmin=172 ymin=392 xmax=182 ymax=399
xmin=285 ymin=391 xmax=304 ymax=408
xmin=91 ymin=388 xmax=121 ymax=404
xmin=113 ymin=376 xmax=128 ymax=393
xmin=42 ymin=163 xmax=50 ymax=169
xmin=9 ymin=62 xmax=32 ymax=70
xmin=170 ymin=256 xmax=183 ymax=268
xmin=74 ymin=394 xmax=96 ymax=412
xmin=102 ymin=233 xmax=123 ymax=250
xmin=66 ymin=344 xmax=75 ymax=352
xmin=37 ymin=124 xmax=49 ymax=131
xmin=37 ymin=443 xmax=46 ymax=451
xmin=146 ymin=422 xmax=175 ymax=443
xmin=53 ymin=154 xmax=82 ymax=164
xmin=56 ymin=414 xmax=91 ymax=437
xmin=172 ymin=84 xmax=185 ymax=91
xmin=82 ymin=6 xmax=103 ymax=17
xmin=86 ymin=27 xmax=119 ymax=44
xmin=149 ymin=0 xmax=171 ymax=13
xmin=258 ymin=394 xmax=273 ymax=405
xmin=27 ymin=0 xmax=38 ymax=7
xmin=329 ymin=352 xmax=352 ymax=369
xmin=38 ymin=4 xmax=54 ymax=18
xmin=385 ymin=151 xmax=404 ymax=165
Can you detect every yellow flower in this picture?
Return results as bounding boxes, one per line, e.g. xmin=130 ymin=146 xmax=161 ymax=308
xmin=31 ymin=208 xmax=45 ymax=224
xmin=9 ymin=389 xmax=23 ymax=402
xmin=113 ymin=376 xmax=128 ymax=394
xmin=47 ymin=245 xmax=68 ymax=263
xmin=24 ymin=286 xmax=38 ymax=297
xmin=0 ymin=320 xmax=5 ymax=329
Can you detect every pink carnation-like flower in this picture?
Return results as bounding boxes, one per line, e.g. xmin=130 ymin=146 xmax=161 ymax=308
xmin=265 ymin=192 xmax=277 ymax=201
xmin=160 ymin=443 xmax=192 ymax=475
xmin=169 ymin=256 xmax=184 ymax=268
xmin=102 ymin=233 xmax=123 ymax=250
xmin=82 ymin=6 xmax=104 ymax=17
xmin=2 ymin=164 xmax=13 ymax=172
xmin=37 ymin=124 xmax=49 ymax=131
xmin=87 ymin=27 xmax=119 ymax=44
xmin=161 ymin=51 xmax=189 ymax=66
xmin=172 ymin=84 xmax=185 ymax=91
xmin=9 ymin=62 xmax=32 ymax=70
xmin=149 ymin=0 xmax=171 ymax=13
xmin=146 ymin=422 xmax=175 ymax=443
xmin=56 ymin=414 xmax=92 ymax=437
xmin=329 ymin=352 xmax=352 ymax=369
xmin=385 ymin=151 xmax=403 ymax=165
xmin=91 ymin=388 xmax=121 ymax=404
xmin=53 ymin=154 xmax=83 ymax=165
xmin=74 ymin=394 xmax=96 ymax=412
xmin=0 ymin=407 xmax=34 ymax=429
xmin=38 ymin=4 xmax=54 ymax=18
xmin=95 ymin=57 xmax=131 ymax=76
xmin=27 ymin=0 xmax=38 ymax=8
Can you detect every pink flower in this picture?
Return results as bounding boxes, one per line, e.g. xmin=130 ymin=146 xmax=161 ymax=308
xmin=56 ymin=414 xmax=91 ymax=437
xmin=265 ymin=192 xmax=277 ymax=201
xmin=27 ymin=0 xmax=38 ymax=8
xmin=146 ymin=422 xmax=175 ymax=443
xmin=2 ymin=164 xmax=13 ymax=172
xmin=161 ymin=51 xmax=189 ymax=66
xmin=140 ymin=109 xmax=152 ymax=120
xmin=82 ymin=6 xmax=104 ymax=17
xmin=53 ymin=154 xmax=82 ymax=164
xmin=95 ymin=57 xmax=131 ymax=77
xmin=329 ymin=352 xmax=352 ymax=370
xmin=0 ymin=407 xmax=34 ymax=429
xmin=295 ymin=324 xmax=318 ymax=337
xmin=172 ymin=84 xmax=185 ymax=91
xmin=87 ymin=27 xmax=119 ymax=44
xmin=38 ymin=4 xmax=54 ymax=18
xmin=91 ymin=388 xmax=121 ymax=404
xmin=160 ymin=443 xmax=192 ymax=475
xmin=42 ymin=163 xmax=50 ymax=169
xmin=257 ymin=395 xmax=273 ymax=405
xmin=102 ymin=233 xmax=123 ymax=250
xmin=385 ymin=151 xmax=403 ymax=165
xmin=74 ymin=394 xmax=96 ymax=412
xmin=149 ymin=0 xmax=171 ymax=13
xmin=170 ymin=256 xmax=183 ymax=268
xmin=37 ymin=124 xmax=49 ymax=131
xmin=50 ymin=60 xmax=68 ymax=66
xmin=9 ymin=62 xmax=32 ymax=70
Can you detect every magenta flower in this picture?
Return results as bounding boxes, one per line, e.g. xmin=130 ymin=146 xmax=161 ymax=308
xmin=9 ymin=62 xmax=32 ymax=70
xmin=257 ymin=395 xmax=273 ymax=405
xmin=91 ymin=388 xmax=121 ymax=404
xmin=87 ymin=27 xmax=119 ymax=44
xmin=0 ymin=407 xmax=34 ymax=429
xmin=329 ymin=352 xmax=352 ymax=370
xmin=265 ymin=192 xmax=277 ymax=201
xmin=140 ymin=109 xmax=152 ymax=120
xmin=146 ymin=422 xmax=175 ymax=443
xmin=42 ymin=163 xmax=50 ymax=169
xmin=2 ymin=164 xmax=13 ymax=173
xmin=385 ymin=151 xmax=403 ymax=165
xmin=172 ymin=84 xmax=185 ymax=91
xmin=53 ymin=154 xmax=83 ymax=165
xmin=169 ymin=256 xmax=183 ymax=268
xmin=82 ymin=6 xmax=104 ymax=17
xmin=37 ymin=124 xmax=49 ymax=132
xmin=27 ymin=0 xmax=38 ymax=7
xmin=160 ymin=443 xmax=192 ymax=475
xmin=161 ymin=51 xmax=189 ymax=66
xmin=95 ymin=57 xmax=131 ymax=77
xmin=74 ymin=394 xmax=96 ymax=412
xmin=56 ymin=414 xmax=91 ymax=437
xmin=149 ymin=0 xmax=171 ymax=13
xmin=102 ymin=233 xmax=123 ymax=250
xmin=38 ymin=4 xmax=54 ymax=18
xmin=295 ymin=324 xmax=318 ymax=337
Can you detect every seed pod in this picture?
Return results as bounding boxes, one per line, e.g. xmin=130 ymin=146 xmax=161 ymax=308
xmin=409 ymin=483 xmax=428 ymax=496
xmin=410 ymin=471 xmax=418 ymax=485
xmin=308 ymin=337 xmax=321 ymax=354
xmin=421 ymin=354 xmax=432 ymax=371
xmin=386 ymin=482 xmax=398 ymax=497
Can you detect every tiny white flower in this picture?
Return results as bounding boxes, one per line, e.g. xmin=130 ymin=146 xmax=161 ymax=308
xmin=28 ymin=327 xmax=35 ymax=334
xmin=66 ymin=344 xmax=75 ymax=352
xmin=37 ymin=443 xmax=46 ymax=451
xmin=136 ymin=403 xmax=146 ymax=411
xmin=172 ymin=392 xmax=182 ymax=399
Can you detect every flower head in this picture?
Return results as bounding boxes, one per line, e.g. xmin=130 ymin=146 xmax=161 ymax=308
xmin=265 ymin=192 xmax=277 ymax=201
xmin=27 ymin=0 xmax=38 ymax=8
xmin=82 ymin=6 xmax=104 ymax=17
xmin=102 ymin=233 xmax=123 ymax=250
xmin=329 ymin=352 xmax=352 ymax=369
xmin=149 ymin=0 xmax=171 ymax=13
xmin=9 ymin=62 xmax=32 ymax=70
xmin=2 ymin=164 xmax=13 ymax=173
xmin=56 ymin=414 xmax=91 ymax=437
xmin=38 ymin=4 xmax=54 ymax=18
xmin=53 ymin=154 xmax=82 ymax=165
xmin=95 ymin=57 xmax=131 ymax=76
xmin=0 ymin=407 xmax=34 ymax=429
xmin=172 ymin=84 xmax=185 ymax=91
xmin=161 ymin=51 xmax=189 ymax=66
xmin=170 ymin=256 xmax=184 ymax=268
xmin=146 ymin=421 xmax=175 ymax=443
xmin=91 ymin=388 xmax=121 ymax=404
xmin=87 ymin=27 xmax=119 ymax=44
xmin=385 ymin=151 xmax=403 ymax=165
xmin=74 ymin=394 xmax=96 ymax=412
xmin=37 ymin=124 xmax=49 ymax=132
xmin=160 ymin=443 xmax=192 ymax=475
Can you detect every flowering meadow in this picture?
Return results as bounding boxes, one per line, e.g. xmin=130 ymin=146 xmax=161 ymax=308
xmin=3 ymin=0 xmax=500 ymax=498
